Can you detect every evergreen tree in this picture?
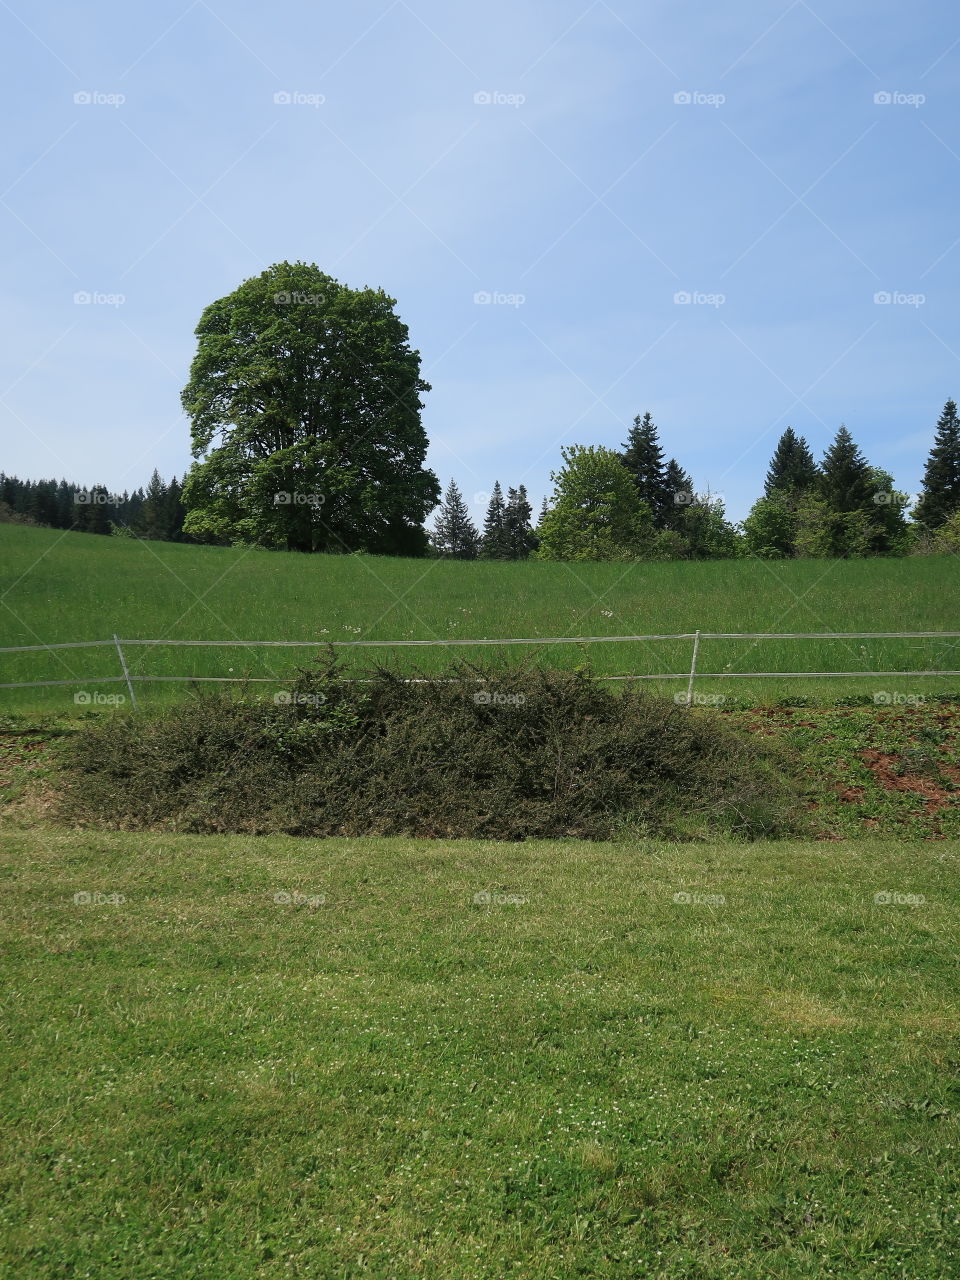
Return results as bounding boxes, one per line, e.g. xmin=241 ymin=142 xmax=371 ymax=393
xmin=79 ymin=485 xmax=114 ymax=535
xmin=142 ymin=469 xmax=168 ymax=539
xmin=480 ymin=482 xmax=511 ymax=559
xmin=661 ymin=458 xmax=694 ymax=533
xmin=764 ymin=427 xmax=819 ymax=496
xmin=125 ymin=486 xmax=146 ymax=533
xmin=504 ymin=484 xmax=536 ymax=559
xmin=432 ymin=479 xmax=479 ymax=559
xmin=914 ymin=399 xmax=960 ymax=531
xmin=619 ymin=412 xmax=671 ymax=526
xmin=818 ymin=426 xmax=873 ymax=514
xmin=163 ymin=475 xmax=187 ymax=541
xmin=57 ymin=479 xmax=75 ymax=528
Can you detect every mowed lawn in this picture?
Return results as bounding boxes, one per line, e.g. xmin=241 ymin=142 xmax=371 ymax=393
xmin=1 ymin=523 xmax=959 ymax=712
xmin=2 ymin=831 xmax=959 ymax=1278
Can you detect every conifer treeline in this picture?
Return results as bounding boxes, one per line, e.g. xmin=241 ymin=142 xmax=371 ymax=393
xmin=431 ymin=481 xmax=539 ymax=560
xmin=0 ymin=470 xmax=187 ymax=541
xmin=430 ymin=400 xmax=960 ymax=560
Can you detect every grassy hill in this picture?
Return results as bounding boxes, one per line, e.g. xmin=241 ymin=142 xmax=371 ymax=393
xmin=1 ymin=523 xmax=958 ymax=712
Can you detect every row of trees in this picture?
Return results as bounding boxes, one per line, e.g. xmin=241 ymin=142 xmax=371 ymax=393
xmin=0 ymin=471 xmax=187 ymax=541
xmin=7 ymin=404 xmax=959 ymax=561
xmin=741 ymin=401 xmax=960 ymax=558
xmin=429 ymin=402 xmax=960 ymax=561
xmin=152 ymin=262 xmax=960 ymax=560
xmin=432 ymin=481 xmax=538 ymax=559
xmin=5 ymin=259 xmax=959 ymax=561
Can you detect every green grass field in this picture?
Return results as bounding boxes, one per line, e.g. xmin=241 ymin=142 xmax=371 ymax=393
xmin=1 ymin=830 xmax=958 ymax=1278
xmin=1 ymin=524 xmax=959 ymax=714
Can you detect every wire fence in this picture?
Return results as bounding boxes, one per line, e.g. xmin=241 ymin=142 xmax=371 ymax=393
xmin=2 ymin=631 xmax=960 ymax=709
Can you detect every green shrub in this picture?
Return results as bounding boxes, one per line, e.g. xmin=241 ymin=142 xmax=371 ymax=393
xmin=58 ymin=658 xmax=804 ymax=841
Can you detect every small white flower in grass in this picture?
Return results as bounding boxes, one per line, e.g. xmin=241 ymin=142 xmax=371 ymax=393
xmin=600 ymin=610 xmax=613 ymax=617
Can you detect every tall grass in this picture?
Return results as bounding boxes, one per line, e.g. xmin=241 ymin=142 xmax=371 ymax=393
xmin=1 ymin=523 xmax=958 ymax=713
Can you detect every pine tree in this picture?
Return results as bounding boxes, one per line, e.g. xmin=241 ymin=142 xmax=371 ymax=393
xmin=81 ymin=485 xmax=114 ymax=535
xmin=142 ymin=469 xmax=168 ymax=539
xmin=56 ymin=479 xmax=74 ymax=528
xmin=619 ymin=412 xmax=671 ymax=526
xmin=914 ymin=399 xmax=960 ymax=531
xmin=818 ymin=426 xmax=873 ymax=514
xmin=764 ymin=427 xmax=819 ymax=496
xmin=432 ymin=478 xmax=479 ymax=559
xmin=163 ymin=476 xmax=187 ymax=541
xmin=504 ymin=484 xmax=535 ymax=559
xmin=661 ymin=458 xmax=694 ymax=533
xmin=480 ymin=481 xmax=511 ymax=559
xmin=126 ymin=487 xmax=146 ymax=533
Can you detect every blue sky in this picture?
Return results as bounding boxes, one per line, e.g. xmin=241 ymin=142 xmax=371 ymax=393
xmin=2 ymin=0 xmax=959 ymax=522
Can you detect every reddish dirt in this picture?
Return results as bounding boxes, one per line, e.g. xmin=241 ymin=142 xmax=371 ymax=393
xmin=859 ymin=748 xmax=960 ymax=810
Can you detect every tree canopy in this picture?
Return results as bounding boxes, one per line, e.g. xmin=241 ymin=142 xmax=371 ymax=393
xmin=536 ymin=445 xmax=653 ymax=561
xmin=181 ymin=262 xmax=439 ymax=554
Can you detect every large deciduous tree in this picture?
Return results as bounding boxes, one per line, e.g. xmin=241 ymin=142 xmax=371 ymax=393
xmin=536 ymin=445 xmax=652 ymax=561
xmin=181 ymin=262 xmax=440 ymax=554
